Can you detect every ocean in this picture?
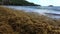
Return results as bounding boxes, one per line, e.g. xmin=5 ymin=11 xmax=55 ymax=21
xmin=3 ymin=6 xmax=60 ymax=19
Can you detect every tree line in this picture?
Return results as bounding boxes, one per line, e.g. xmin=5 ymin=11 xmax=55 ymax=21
xmin=0 ymin=0 xmax=40 ymax=6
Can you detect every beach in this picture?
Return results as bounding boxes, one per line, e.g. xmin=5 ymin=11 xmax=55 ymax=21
xmin=0 ymin=6 xmax=60 ymax=34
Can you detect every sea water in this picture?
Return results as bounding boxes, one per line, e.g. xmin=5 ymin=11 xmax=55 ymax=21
xmin=3 ymin=6 xmax=60 ymax=19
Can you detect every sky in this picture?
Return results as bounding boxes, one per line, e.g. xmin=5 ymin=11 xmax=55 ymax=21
xmin=26 ymin=0 xmax=60 ymax=6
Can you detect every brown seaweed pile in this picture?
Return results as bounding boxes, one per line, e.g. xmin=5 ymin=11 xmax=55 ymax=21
xmin=0 ymin=7 xmax=60 ymax=34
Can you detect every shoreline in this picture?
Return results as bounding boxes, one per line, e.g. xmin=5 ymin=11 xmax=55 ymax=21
xmin=1 ymin=6 xmax=60 ymax=19
xmin=0 ymin=7 xmax=60 ymax=34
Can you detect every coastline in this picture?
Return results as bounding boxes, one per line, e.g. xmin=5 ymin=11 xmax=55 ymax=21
xmin=0 ymin=7 xmax=60 ymax=34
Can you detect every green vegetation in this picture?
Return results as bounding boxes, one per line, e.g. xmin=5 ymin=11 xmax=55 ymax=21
xmin=0 ymin=7 xmax=60 ymax=34
xmin=0 ymin=0 xmax=40 ymax=6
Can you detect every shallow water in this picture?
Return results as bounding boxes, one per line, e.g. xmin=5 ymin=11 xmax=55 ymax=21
xmin=3 ymin=6 xmax=60 ymax=19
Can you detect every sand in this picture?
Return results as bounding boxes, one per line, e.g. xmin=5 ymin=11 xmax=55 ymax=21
xmin=0 ymin=7 xmax=60 ymax=34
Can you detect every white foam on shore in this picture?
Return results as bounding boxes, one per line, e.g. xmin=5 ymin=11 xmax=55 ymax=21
xmin=3 ymin=6 xmax=60 ymax=19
